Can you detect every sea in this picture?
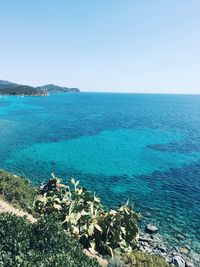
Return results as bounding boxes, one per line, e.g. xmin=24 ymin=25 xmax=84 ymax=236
xmin=0 ymin=93 xmax=199 ymax=262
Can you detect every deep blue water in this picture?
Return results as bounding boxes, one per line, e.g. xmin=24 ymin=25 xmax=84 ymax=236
xmin=0 ymin=93 xmax=200 ymax=261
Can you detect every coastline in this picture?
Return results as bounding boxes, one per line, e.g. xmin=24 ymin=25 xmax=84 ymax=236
xmin=0 ymin=93 xmax=48 ymax=97
xmin=0 ymin=169 xmax=196 ymax=267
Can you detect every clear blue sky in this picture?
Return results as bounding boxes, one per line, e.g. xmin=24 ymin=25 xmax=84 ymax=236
xmin=1 ymin=0 xmax=200 ymax=93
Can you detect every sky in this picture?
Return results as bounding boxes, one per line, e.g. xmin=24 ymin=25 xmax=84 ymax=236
xmin=0 ymin=0 xmax=200 ymax=93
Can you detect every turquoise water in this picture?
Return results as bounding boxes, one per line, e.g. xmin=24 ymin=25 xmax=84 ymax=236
xmin=0 ymin=93 xmax=200 ymax=261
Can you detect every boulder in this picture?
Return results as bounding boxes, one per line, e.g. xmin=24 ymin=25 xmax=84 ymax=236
xmin=151 ymin=233 xmax=163 ymax=243
xmin=139 ymin=234 xmax=152 ymax=243
xmin=179 ymin=247 xmax=189 ymax=254
xmin=155 ymin=243 xmax=167 ymax=253
xmin=171 ymin=255 xmax=185 ymax=267
xmin=145 ymin=224 xmax=158 ymax=234
xmin=144 ymin=247 xmax=153 ymax=254
xmin=141 ymin=241 xmax=149 ymax=247
xmin=185 ymin=261 xmax=194 ymax=267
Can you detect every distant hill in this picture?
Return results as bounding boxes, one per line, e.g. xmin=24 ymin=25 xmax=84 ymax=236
xmin=0 ymin=85 xmax=47 ymax=96
xmin=0 ymin=80 xmax=18 ymax=89
xmin=0 ymin=80 xmax=80 ymax=96
xmin=37 ymin=84 xmax=80 ymax=93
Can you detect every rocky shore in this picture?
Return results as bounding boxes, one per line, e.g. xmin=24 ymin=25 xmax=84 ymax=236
xmin=138 ymin=224 xmax=195 ymax=267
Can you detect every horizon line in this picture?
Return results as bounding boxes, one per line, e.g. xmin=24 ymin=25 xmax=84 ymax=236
xmin=1 ymin=78 xmax=200 ymax=96
xmin=82 ymin=91 xmax=200 ymax=95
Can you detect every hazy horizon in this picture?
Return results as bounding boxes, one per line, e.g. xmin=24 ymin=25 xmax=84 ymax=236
xmin=1 ymin=0 xmax=200 ymax=94
xmin=1 ymin=78 xmax=200 ymax=95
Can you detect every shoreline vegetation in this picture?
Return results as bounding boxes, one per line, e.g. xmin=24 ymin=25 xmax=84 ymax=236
xmin=0 ymin=80 xmax=80 ymax=96
xmin=0 ymin=169 xmax=194 ymax=267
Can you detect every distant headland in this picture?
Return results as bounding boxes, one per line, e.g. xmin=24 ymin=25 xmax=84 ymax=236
xmin=0 ymin=80 xmax=80 ymax=96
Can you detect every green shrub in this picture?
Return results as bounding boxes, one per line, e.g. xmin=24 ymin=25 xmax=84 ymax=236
xmin=108 ymin=256 xmax=124 ymax=267
xmin=0 ymin=213 xmax=100 ymax=267
xmin=34 ymin=175 xmax=140 ymax=256
xmin=0 ymin=212 xmax=32 ymax=266
xmin=123 ymin=251 xmax=170 ymax=267
xmin=0 ymin=169 xmax=35 ymax=211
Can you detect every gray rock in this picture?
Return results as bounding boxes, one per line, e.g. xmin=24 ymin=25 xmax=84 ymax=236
xmin=156 ymin=244 xmax=167 ymax=253
xmin=139 ymin=234 xmax=152 ymax=243
xmin=185 ymin=261 xmax=194 ymax=267
xmin=144 ymin=247 xmax=153 ymax=254
xmin=141 ymin=241 xmax=150 ymax=247
xmin=179 ymin=247 xmax=189 ymax=254
xmin=145 ymin=224 xmax=158 ymax=234
xmin=165 ymin=256 xmax=172 ymax=263
xmin=151 ymin=233 xmax=163 ymax=243
xmin=173 ymin=248 xmax=179 ymax=254
xmin=171 ymin=255 xmax=185 ymax=267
